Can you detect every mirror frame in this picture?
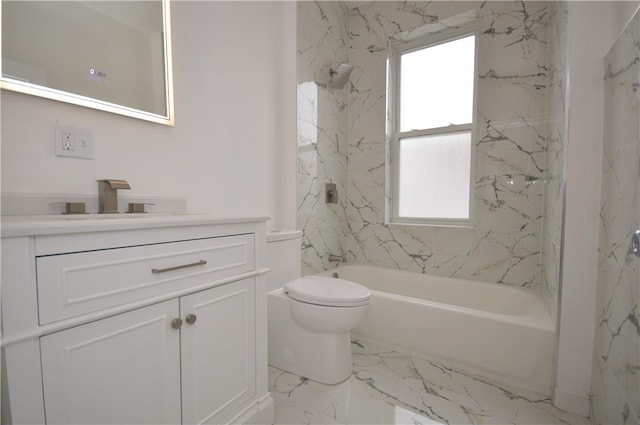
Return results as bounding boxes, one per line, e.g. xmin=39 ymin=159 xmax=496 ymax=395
xmin=0 ymin=0 xmax=175 ymax=126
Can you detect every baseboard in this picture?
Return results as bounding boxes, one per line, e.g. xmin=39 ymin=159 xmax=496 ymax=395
xmin=248 ymin=395 xmax=275 ymax=425
xmin=553 ymin=386 xmax=591 ymax=418
xmin=234 ymin=394 xmax=275 ymax=425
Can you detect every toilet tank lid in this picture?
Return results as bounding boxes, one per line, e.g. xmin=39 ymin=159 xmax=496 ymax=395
xmin=267 ymin=229 xmax=303 ymax=242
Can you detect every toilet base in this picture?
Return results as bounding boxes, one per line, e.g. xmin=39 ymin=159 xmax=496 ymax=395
xmin=268 ymin=289 xmax=354 ymax=385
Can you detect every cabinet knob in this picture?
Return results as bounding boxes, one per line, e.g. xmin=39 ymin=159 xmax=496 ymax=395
xmin=185 ymin=314 xmax=197 ymax=325
xmin=171 ymin=318 xmax=183 ymax=329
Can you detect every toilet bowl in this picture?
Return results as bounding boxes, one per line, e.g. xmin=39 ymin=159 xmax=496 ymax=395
xmin=268 ymin=275 xmax=371 ymax=384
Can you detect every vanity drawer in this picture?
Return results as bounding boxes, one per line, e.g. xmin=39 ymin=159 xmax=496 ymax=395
xmin=36 ymin=234 xmax=254 ymax=325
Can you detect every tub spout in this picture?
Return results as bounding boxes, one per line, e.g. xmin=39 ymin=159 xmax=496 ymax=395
xmin=328 ymin=255 xmax=345 ymax=262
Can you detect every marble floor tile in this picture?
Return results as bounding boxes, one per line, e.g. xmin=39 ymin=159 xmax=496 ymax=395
xmin=269 ymin=339 xmax=590 ymax=425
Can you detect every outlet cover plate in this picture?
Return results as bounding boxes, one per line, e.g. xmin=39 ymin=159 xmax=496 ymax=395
xmin=55 ymin=125 xmax=94 ymax=159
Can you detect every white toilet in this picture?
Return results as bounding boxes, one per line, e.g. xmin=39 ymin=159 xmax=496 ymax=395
xmin=267 ymin=230 xmax=371 ymax=385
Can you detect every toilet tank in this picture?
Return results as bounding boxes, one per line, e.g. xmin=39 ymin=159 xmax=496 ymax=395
xmin=267 ymin=230 xmax=303 ymax=292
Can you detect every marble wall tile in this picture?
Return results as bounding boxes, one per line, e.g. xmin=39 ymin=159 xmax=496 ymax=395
xmin=346 ymin=1 xmax=549 ymax=287
xmin=593 ymin=9 xmax=640 ymax=422
xmin=297 ymin=1 xmax=350 ymax=275
xmin=591 ymin=351 xmax=638 ymax=425
xmin=298 ymin=1 xmax=564 ymax=295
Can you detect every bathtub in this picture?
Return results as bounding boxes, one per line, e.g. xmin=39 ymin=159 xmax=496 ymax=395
xmin=318 ymin=264 xmax=555 ymax=396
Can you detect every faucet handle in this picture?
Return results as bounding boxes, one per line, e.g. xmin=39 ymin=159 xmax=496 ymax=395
xmin=128 ymin=203 xmax=155 ymax=214
xmin=49 ymin=202 xmax=86 ymax=214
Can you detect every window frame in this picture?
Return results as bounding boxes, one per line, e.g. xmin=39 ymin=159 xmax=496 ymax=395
xmin=387 ymin=26 xmax=479 ymax=227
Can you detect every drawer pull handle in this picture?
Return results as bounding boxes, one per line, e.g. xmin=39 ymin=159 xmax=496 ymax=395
xmin=186 ymin=314 xmax=197 ymax=325
xmin=152 ymin=260 xmax=207 ymax=274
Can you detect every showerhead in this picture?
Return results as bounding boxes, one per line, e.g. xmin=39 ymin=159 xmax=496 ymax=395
xmin=328 ymin=63 xmax=353 ymax=89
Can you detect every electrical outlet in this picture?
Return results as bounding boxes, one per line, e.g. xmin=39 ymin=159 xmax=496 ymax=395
xmin=55 ymin=125 xmax=94 ymax=159
xmin=61 ymin=128 xmax=74 ymax=151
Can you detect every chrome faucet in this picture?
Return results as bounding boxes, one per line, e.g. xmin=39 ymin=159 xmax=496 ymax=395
xmin=97 ymin=179 xmax=130 ymax=213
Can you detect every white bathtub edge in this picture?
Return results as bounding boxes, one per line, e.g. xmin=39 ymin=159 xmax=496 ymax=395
xmin=330 ymin=264 xmax=555 ymax=396
xmin=367 ymin=289 xmax=554 ymax=331
xmin=553 ymin=386 xmax=591 ymax=418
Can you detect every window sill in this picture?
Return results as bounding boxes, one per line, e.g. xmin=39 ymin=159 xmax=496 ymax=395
xmin=387 ymin=220 xmax=475 ymax=229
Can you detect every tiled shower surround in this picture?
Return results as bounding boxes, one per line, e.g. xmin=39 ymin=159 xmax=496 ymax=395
xmin=297 ymin=1 xmax=350 ymax=274
xmin=297 ymin=2 xmax=566 ymax=302
xmin=591 ymin=9 xmax=640 ymax=423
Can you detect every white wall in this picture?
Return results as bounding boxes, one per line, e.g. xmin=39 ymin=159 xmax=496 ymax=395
xmin=1 ymin=1 xmax=297 ymax=230
xmin=555 ymin=0 xmax=639 ymax=416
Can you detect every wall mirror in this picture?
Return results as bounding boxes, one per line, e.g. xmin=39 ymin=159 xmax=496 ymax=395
xmin=1 ymin=0 xmax=174 ymax=125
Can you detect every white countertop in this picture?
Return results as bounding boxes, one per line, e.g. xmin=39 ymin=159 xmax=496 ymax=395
xmin=1 ymin=214 xmax=269 ymax=237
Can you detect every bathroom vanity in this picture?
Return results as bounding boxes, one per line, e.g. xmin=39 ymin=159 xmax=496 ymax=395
xmin=1 ymin=214 xmax=273 ymax=425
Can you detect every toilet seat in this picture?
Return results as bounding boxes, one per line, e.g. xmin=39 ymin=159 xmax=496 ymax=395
xmin=285 ymin=276 xmax=371 ymax=307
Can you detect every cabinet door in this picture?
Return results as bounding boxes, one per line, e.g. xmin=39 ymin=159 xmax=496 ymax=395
xmin=180 ymin=278 xmax=256 ymax=425
xmin=40 ymin=300 xmax=182 ymax=425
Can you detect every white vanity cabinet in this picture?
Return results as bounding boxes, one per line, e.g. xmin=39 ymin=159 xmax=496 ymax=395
xmin=179 ymin=279 xmax=256 ymax=424
xmin=1 ymin=216 xmax=273 ymax=425
xmin=40 ymin=299 xmax=183 ymax=425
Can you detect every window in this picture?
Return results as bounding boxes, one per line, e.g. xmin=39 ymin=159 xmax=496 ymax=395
xmin=388 ymin=32 xmax=477 ymax=225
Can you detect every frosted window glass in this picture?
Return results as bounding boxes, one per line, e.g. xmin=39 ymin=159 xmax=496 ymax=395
xmin=400 ymin=35 xmax=475 ymax=132
xmin=398 ymin=132 xmax=471 ymax=219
